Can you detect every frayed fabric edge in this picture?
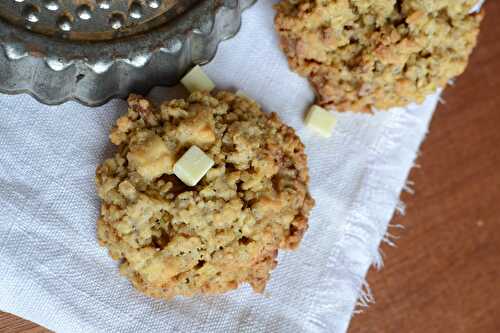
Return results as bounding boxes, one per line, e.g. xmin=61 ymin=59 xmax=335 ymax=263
xmin=350 ymin=109 xmax=433 ymax=315
xmin=303 ymin=94 xmax=437 ymax=333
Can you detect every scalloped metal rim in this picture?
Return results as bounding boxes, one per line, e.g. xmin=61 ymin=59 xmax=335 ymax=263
xmin=0 ymin=0 xmax=255 ymax=107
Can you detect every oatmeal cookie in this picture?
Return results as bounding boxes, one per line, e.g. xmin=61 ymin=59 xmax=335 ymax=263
xmin=275 ymin=0 xmax=483 ymax=112
xmin=96 ymin=91 xmax=314 ymax=299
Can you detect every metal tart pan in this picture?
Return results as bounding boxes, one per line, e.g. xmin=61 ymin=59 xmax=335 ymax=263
xmin=0 ymin=0 xmax=254 ymax=106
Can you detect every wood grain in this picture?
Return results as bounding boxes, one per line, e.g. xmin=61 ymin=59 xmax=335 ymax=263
xmin=1 ymin=1 xmax=499 ymax=332
xmin=0 ymin=312 xmax=50 ymax=333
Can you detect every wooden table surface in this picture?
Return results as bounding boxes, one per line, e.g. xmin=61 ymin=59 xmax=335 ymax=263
xmin=1 ymin=2 xmax=499 ymax=332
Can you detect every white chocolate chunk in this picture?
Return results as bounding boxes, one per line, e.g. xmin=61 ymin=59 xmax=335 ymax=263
xmin=305 ymin=105 xmax=337 ymax=138
xmin=174 ymin=145 xmax=214 ymax=186
xmin=180 ymin=65 xmax=215 ymax=93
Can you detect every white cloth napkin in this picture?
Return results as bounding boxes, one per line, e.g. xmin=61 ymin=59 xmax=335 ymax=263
xmin=0 ymin=1 xmax=455 ymax=332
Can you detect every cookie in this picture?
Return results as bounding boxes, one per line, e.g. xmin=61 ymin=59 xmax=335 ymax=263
xmin=275 ymin=0 xmax=483 ymax=112
xmin=96 ymin=91 xmax=314 ymax=299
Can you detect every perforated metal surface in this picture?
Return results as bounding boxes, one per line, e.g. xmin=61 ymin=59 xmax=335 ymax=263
xmin=0 ymin=0 xmax=255 ymax=106
xmin=0 ymin=0 xmax=198 ymax=40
